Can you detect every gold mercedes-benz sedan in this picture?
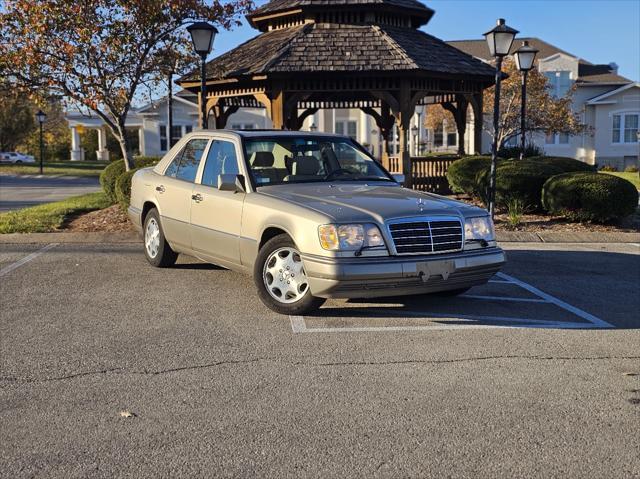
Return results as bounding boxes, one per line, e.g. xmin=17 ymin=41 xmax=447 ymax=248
xmin=128 ymin=130 xmax=505 ymax=315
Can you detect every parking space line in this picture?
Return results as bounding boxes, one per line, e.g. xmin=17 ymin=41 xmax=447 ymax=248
xmin=0 ymin=243 xmax=58 ymax=278
xmin=496 ymin=272 xmax=613 ymax=329
xmin=291 ymin=271 xmax=612 ymax=333
xmin=462 ymin=294 xmax=549 ymax=303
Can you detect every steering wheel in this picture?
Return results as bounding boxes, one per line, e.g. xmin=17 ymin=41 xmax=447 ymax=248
xmin=324 ymin=168 xmax=353 ymax=181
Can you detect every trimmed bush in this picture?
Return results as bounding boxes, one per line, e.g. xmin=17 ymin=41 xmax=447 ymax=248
xmin=542 ymin=172 xmax=638 ymax=222
xmin=498 ymin=144 xmax=544 ymax=159
xmin=531 ymin=156 xmax=595 ymax=173
xmin=446 ymin=156 xmax=491 ymax=195
xmin=115 ymin=169 xmax=138 ymax=210
xmin=99 ymin=156 xmax=159 ymax=204
xmin=99 ymin=159 xmax=126 ymax=204
xmin=477 ymin=159 xmax=564 ymax=210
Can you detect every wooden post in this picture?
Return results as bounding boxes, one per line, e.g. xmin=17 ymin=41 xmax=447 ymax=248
xmin=271 ymin=88 xmax=285 ymax=130
xmin=398 ymin=80 xmax=413 ymax=188
xmin=471 ymin=93 xmax=484 ymax=155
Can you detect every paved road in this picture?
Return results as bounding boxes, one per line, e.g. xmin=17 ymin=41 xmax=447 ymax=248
xmin=0 ymin=175 xmax=101 ymax=212
xmin=1 ymin=241 xmax=639 ymax=478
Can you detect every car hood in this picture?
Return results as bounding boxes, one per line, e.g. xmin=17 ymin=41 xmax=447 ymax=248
xmin=257 ymin=182 xmax=486 ymax=223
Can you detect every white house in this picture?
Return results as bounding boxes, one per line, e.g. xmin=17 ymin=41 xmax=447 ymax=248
xmin=449 ymin=37 xmax=639 ymax=169
xmin=66 ymin=37 xmax=638 ymax=169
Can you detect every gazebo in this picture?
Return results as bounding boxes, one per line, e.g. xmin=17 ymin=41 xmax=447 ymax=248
xmin=178 ymin=0 xmax=496 ymax=188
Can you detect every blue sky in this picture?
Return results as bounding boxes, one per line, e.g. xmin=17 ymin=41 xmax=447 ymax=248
xmin=212 ymin=0 xmax=640 ymax=81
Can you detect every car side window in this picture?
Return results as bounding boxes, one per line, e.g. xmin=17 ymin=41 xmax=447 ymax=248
xmin=201 ymin=140 xmax=240 ymax=188
xmin=175 ymin=139 xmax=209 ymax=182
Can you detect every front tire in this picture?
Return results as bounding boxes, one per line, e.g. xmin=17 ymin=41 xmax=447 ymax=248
xmin=143 ymin=208 xmax=178 ymax=267
xmin=254 ymin=234 xmax=325 ymax=315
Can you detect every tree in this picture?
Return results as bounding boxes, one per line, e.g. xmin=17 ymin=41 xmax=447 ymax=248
xmin=0 ymin=0 xmax=251 ymax=170
xmin=0 ymin=85 xmax=35 ymax=152
xmin=483 ymin=59 xmax=586 ymax=150
xmin=424 ymin=104 xmax=455 ymax=134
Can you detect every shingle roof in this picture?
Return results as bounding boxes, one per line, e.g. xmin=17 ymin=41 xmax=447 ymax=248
xmin=180 ymin=23 xmax=496 ymax=82
xmin=447 ymin=37 xmax=631 ymax=85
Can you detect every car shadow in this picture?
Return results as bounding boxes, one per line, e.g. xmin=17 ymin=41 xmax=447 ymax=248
xmin=304 ymin=249 xmax=639 ymax=330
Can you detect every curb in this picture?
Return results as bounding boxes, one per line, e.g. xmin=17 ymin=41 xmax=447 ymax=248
xmin=496 ymin=231 xmax=640 ymax=243
xmin=0 ymin=232 xmax=140 ymax=244
xmin=1 ymin=231 xmax=638 ymax=244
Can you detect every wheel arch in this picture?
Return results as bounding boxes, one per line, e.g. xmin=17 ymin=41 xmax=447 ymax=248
xmin=141 ymin=201 xmax=158 ymax=225
xmin=259 ymin=226 xmax=293 ymax=249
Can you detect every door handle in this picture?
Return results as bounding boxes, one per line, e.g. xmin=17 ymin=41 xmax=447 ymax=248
xmin=191 ymin=193 xmax=203 ymax=203
xmin=156 ymin=185 xmax=165 ymax=193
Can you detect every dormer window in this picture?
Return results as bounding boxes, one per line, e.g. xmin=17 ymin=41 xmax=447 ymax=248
xmin=544 ymin=71 xmax=572 ymax=97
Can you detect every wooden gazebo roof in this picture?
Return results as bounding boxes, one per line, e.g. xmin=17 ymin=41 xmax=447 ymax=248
xmin=178 ymin=0 xmax=493 ymax=183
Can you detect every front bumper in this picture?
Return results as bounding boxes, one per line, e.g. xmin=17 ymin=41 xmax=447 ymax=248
xmin=302 ymin=247 xmax=506 ymax=299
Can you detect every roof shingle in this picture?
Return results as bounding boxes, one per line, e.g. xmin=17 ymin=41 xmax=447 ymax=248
xmin=180 ymin=23 xmax=496 ymax=82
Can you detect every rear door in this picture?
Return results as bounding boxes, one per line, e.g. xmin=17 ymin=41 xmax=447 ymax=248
xmin=190 ymin=138 xmax=245 ymax=266
xmin=155 ymin=138 xmax=210 ymax=251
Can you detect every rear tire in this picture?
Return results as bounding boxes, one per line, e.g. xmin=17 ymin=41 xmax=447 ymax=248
xmin=254 ymin=234 xmax=325 ymax=315
xmin=143 ymin=208 xmax=178 ymax=267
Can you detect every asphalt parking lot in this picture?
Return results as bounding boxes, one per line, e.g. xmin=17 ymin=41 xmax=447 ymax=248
xmin=1 ymin=241 xmax=639 ymax=478
xmin=0 ymin=175 xmax=101 ymax=212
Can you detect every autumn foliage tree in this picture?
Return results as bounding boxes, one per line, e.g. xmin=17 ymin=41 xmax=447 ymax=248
xmin=483 ymin=58 xmax=586 ymax=150
xmin=0 ymin=0 xmax=252 ymax=170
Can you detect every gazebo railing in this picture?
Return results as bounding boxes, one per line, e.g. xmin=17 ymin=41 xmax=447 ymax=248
xmin=383 ymin=155 xmax=458 ymax=195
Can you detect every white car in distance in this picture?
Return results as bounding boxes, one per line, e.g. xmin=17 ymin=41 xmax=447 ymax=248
xmin=0 ymin=152 xmax=36 ymax=163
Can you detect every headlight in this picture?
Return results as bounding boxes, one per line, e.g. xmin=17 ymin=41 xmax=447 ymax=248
xmin=464 ymin=216 xmax=495 ymax=242
xmin=318 ymin=224 xmax=386 ymax=251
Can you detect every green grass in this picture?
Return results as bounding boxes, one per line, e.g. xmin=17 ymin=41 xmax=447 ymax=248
xmin=0 ymin=161 xmax=108 ymax=177
xmin=0 ymin=192 xmax=111 ymax=234
xmin=600 ymin=171 xmax=640 ymax=190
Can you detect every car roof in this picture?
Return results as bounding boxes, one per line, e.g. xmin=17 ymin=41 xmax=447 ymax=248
xmin=185 ymin=129 xmax=349 ymax=140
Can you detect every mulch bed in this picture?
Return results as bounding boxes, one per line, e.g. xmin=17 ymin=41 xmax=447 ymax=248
xmin=61 ymin=196 xmax=639 ymax=234
xmin=63 ymin=204 xmax=135 ymax=232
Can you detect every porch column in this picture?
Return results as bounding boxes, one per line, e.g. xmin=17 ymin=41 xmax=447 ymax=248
xmin=70 ymin=126 xmax=85 ymax=161
xmin=96 ymin=127 xmax=109 ymax=162
xmin=138 ymin=127 xmax=146 ymax=156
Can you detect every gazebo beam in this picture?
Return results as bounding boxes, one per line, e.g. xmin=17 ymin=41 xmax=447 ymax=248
xmin=442 ymin=94 xmax=469 ymax=156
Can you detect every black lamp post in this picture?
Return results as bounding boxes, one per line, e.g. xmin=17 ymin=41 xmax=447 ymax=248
xmin=35 ymin=110 xmax=47 ymax=175
xmin=411 ymin=125 xmax=419 ymax=156
xmin=187 ymin=21 xmax=218 ymax=130
xmin=514 ymin=41 xmax=539 ymax=160
xmin=484 ymin=18 xmax=518 ymax=218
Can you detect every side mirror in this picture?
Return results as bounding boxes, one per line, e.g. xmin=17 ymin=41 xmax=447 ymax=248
xmin=218 ymin=174 xmax=246 ymax=193
xmin=392 ymin=174 xmax=405 ymax=185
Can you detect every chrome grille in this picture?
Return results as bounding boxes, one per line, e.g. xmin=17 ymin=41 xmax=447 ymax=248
xmin=388 ymin=218 xmax=463 ymax=255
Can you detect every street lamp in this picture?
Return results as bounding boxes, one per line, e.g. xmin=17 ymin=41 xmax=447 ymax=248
xmin=484 ymin=18 xmax=518 ymax=218
xmin=35 ymin=110 xmax=47 ymax=175
xmin=514 ymin=41 xmax=539 ymax=160
xmin=411 ymin=125 xmax=419 ymax=156
xmin=187 ymin=21 xmax=218 ymax=130
xmin=309 ymin=123 xmax=318 ymax=132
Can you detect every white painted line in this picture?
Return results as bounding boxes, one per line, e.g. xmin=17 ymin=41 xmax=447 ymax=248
xmin=290 ymin=315 xmax=594 ymax=333
xmin=462 ymin=294 xmax=549 ymax=303
xmin=496 ymin=272 xmax=613 ymax=329
xmin=488 ymin=279 xmax=513 ymax=284
xmin=0 ymin=243 xmax=58 ymax=278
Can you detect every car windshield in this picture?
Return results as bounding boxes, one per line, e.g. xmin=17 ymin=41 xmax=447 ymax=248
xmin=243 ymin=136 xmax=393 ymax=187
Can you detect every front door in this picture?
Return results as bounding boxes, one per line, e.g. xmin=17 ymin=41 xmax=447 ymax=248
xmin=190 ymin=138 xmax=245 ymax=266
xmin=156 ymin=138 xmax=209 ymax=250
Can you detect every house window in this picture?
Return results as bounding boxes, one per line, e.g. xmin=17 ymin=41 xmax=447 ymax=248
xmin=231 ymin=123 xmax=257 ymax=130
xmin=159 ymin=124 xmax=167 ymax=151
xmin=335 ymin=121 xmax=358 ymax=140
xmin=544 ymin=71 xmax=572 ymax=97
xmin=546 ymin=132 xmax=570 ymax=145
xmin=613 ymin=114 xmax=639 ymax=143
xmin=185 ymin=125 xmax=193 ymax=134
xmin=170 ymin=125 xmax=182 ymax=147
xmin=447 ymin=132 xmax=458 ymax=147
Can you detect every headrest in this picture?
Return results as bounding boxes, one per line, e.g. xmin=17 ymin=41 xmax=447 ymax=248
xmin=253 ymin=151 xmax=274 ymax=167
xmin=293 ymin=156 xmax=320 ymax=175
